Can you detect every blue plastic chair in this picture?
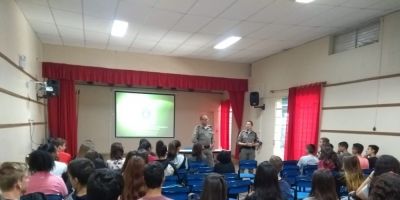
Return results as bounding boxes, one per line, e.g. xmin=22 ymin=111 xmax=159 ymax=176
xmin=198 ymin=166 xmax=213 ymax=173
xmin=303 ymin=165 xmax=318 ymax=176
xmin=224 ymin=173 xmax=239 ymax=180
xmin=162 ymin=185 xmax=190 ymax=200
xmin=283 ymin=160 xmax=298 ymax=166
xmin=238 ymin=160 xmax=257 ymax=179
xmin=363 ymin=168 xmax=373 ymax=176
xmin=186 ymin=173 xmax=205 ymax=188
xmin=228 ymin=180 xmax=252 ymax=199
xmin=282 ymin=168 xmax=300 ymax=186
xmin=163 ymin=175 xmax=180 ymax=186
xmin=188 ymin=161 xmax=208 ymax=169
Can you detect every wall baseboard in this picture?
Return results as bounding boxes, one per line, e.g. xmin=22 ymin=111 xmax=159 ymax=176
xmin=0 ymin=122 xmax=46 ymax=129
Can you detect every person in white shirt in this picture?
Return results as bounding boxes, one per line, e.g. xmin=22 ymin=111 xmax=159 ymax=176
xmin=106 ymin=142 xmax=125 ymax=170
xmin=297 ymin=144 xmax=319 ymax=174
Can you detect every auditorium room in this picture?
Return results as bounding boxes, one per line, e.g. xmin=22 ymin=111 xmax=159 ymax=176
xmin=1 ymin=0 xmax=400 ymax=200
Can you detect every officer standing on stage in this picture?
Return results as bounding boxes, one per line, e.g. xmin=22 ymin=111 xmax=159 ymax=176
xmin=192 ymin=114 xmax=214 ymax=167
xmin=238 ymin=120 xmax=260 ymax=172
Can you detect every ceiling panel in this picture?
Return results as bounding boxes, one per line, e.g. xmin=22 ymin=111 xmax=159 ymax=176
xmin=84 ymin=16 xmax=113 ymax=33
xmin=48 ymin=0 xmax=81 ymax=13
xmin=199 ymin=18 xmax=239 ymax=34
xmin=188 ymin=0 xmax=236 ymax=17
xmin=16 ymin=1 xmax=54 ymax=23
xmin=83 ymin=0 xmax=118 ymax=19
xmin=155 ymin=0 xmax=196 ymax=13
xmin=17 ymin=0 xmax=400 ymax=63
xmin=172 ymin=15 xmax=212 ymax=32
xmin=29 ymin=20 xmax=59 ymax=35
xmin=220 ymin=0 xmax=274 ymax=20
xmin=52 ymin=9 xmax=83 ymax=29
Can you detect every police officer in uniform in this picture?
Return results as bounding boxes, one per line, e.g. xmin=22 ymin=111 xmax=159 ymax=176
xmin=237 ymin=120 xmax=260 ymax=172
xmin=192 ymin=114 xmax=214 ymax=167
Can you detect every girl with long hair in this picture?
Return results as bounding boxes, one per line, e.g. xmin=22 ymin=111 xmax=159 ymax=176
xmin=200 ymin=173 xmax=227 ymax=200
xmin=305 ymin=169 xmax=338 ymax=200
xmin=343 ymin=156 xmax=364 ymax=192
xmin=120 ymin=156 xmax=146 ymax=200
xmin=245 ymin=161 xmax=282 ymax=200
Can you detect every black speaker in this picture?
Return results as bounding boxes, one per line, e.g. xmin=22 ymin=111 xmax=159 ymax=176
xmin=45 ymin=80 xmax=59 ymax=97
xmin=250 ymin=92 xmax=259 ymax=106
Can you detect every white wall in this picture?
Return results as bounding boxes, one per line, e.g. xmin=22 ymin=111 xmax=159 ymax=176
xmin=247 ymin=11 xmax=400 ymax=162
xmin=0 ymin=0 xmax=45 ymax=162
xmin=76 ymin=84 xmax=226 ymax=155
xmin=43 ymin=44 xmax=250 ymax=79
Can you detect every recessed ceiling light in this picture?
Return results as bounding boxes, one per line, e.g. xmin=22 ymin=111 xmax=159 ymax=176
xmin=214 ymin=36 xmax=242 ymax=49
xmin=295 ymin=0 xmax=314 ymax=3
xmin=111 ymin=20 xmax=128 ymax=37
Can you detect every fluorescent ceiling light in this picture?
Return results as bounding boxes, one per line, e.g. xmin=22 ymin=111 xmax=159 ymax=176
xmin=214 ymin=36 xmax=242 ymax=49
xmin=111 ymin=20 xmax=128 ymax=37
xmin=295 ymin=0 xmax=314 ymax=3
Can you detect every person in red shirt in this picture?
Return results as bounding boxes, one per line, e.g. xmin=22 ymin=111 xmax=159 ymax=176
xmin=352 ymin=143 xmax=369 ymax=169
xmin=52 ymin=138 xmax=72 ymax=164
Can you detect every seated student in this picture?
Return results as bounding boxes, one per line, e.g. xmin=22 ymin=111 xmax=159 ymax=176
xmin=318 ymin=144 xmax=340 ymax=171
xmin=84 ymin=150 xmax=107 ymax=169
xmin=121 ymin=156 xmax=146 ymax=200
xmin=138 ymin=139 xmax=157 ymax=163
xmin=51 ymin=138 xmax=72 ymax=164
xmin=67 ymin=158 xmax=95 ymax=200
xmin=369 ymin=172 xmax=400 ymax=200
xmin=297 ymin=144 xmax=319 ymax=173
xmin=366 ymin=145 xmax=379 ymax=169
xmin=304 ymin=169 xmax=338 ymax=200
xmin=121 ymin=150 xmax=149 ymax=173
xmin=77 ymin=140 xmax=96 ymax=158
xmin=318 ymin=137 xmax=330 ymax=156
xmin=86 ymin=169 xmax=123 ymax=200
xmin=356 ymin=155 xmax=400 ymax=200
xmin=200 ymin=173 xmax=227 ymax=200
xmin=0 ymin=162 xmax=28 ymax=200
xmin=352 ymin=143 xmax=369 ymax=169
xmin=155 ymin=140 xmax=175 ymax=177
xmin=139 ymin=162 xmax=172 ymax=200
xmin=37 ymin=143 xmax=67 ymax=177
xmin=337 ymin=141 xmax=352 ymax=167
xmin=342 ymin=156 xmax=364 ymax=192
xmin=106 ymin=142 xmax=125 ymax=170
xmin=214 ymin=151 xmax=235 ymax=174
xmin=245 ymin=161 xmax=282 ymax=200
xmin=25 ymin=150 xmax=68 ymax=196
xmin=188 ymin=143 xmax=208 ymax=164
xmin=167 ymin=140 xmax=187 ymax=170
xmin=270 ymin=156 xmax=293 ymax=200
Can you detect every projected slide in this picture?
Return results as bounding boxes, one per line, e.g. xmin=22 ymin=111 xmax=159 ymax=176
xmin=115 ymin=91 xmax=175 ymax=138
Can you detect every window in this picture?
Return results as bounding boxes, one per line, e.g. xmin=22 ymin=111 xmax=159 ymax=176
xmin=273 ymin=97 xmax=288 ymax=158
xmin=332 ymin=20 xmax=380 ymax=54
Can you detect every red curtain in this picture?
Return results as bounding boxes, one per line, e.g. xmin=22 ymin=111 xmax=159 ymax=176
xmin=220 ymin=100 xmax=231 ymax=150
xmin=42 ymin=62 xmax=248 ymax=92
xmin=284 ymin=83 xmax=323 ymax=160
xmin=47 ymin=79 xmax=77 ymax=156
xmin=42 ymin=62 xmax=248 ymax=157
xmin=229 ymin=91 xmax=245 ymax=158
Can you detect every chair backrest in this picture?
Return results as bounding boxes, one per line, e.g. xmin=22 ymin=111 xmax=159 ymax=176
xmin=362 ymin=169 xmax=373 ymax=176
xmin=239 ymin=160 xmax=257 ymax=170
xmin=303 ymin=165 xmax=318 ymax=176
xmin=198 ymin=166 xmax=213 ymax=173
xmin=188 ymin=161 xmax=207 ymax=169
xmin=163 ymin=175 xmax=180 ymax=187
xmin=224 ymin=173 xmax=239 ymax=180
xmin=227 ymin=180 xmax=252 ymax=195
xmin=162 ymin=186 xmax=190 ymax=200
xmin=283 ymin=160 xmax=298 ymax=166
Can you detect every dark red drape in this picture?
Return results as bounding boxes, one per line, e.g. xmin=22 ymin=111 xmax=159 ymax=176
xmin=42 ymin=62 xmax=247 ymax=156
xmin=220 ymin=100 xmax=231 ymax=150
xmin=47 ymin=79 xmax=77 ymax=156
xmin=229 ymin=91 xmax=245 ymax=158
xmin=284 ymin=83 xmax=323 ymax=160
